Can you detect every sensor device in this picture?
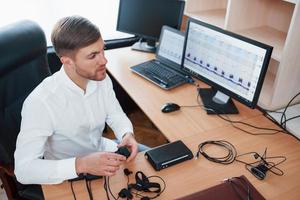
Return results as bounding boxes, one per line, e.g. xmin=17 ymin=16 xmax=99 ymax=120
xmin=115 ymin=146 xmax=131 ymax=159
xmin=144 ymin=140 xmax=193 ymax=171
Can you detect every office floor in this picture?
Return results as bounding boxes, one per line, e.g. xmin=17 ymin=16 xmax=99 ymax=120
xmin=104 ymin=108 xmax=169 ymax=147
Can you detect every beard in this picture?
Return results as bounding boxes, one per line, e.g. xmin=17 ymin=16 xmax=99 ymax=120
xmin=74 ymin=64 xmax=106 ymax=81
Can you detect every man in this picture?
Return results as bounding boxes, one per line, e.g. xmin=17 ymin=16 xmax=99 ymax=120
xmin=14 ymin=16 xmax=139 ymax=184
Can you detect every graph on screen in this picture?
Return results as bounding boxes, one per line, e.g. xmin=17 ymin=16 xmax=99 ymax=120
xmin=158 ymin=29 xmax=184 ymax=65
xmin=183 ymin=22 xmax=267 ymax=102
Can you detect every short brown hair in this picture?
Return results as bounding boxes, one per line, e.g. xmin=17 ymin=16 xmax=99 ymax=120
xmin=51 ymin=15 xmax=101 ymax=57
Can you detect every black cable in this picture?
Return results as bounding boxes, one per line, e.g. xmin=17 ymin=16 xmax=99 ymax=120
xmin=282 ymin=115 xmax=300 ymax=124
xmin=188 ymin=81 xmax=300 ymax=137
xmin=195 ymin=140 xmax=237 ymax=164
xmin=103 ymin=176 xmax=111 ymax=200
xmin=215 ymin=112 xmax=284 ymax=135
xmin=88 ymin=180 xmax=92 ymax=193
xmin=69 ymin=178 xmax=95 ymax=200
xmin=280 ymin=92 xmax=300 ymax=128
xmin=70 ymin=181 xmax=77 ymax=200
xmin=254 ymin=148 xmax=286 ymax=176
xmin=85 ymin=179 xmax=94 ymax=200
xmin=259 ymin=107 xmax=288 ymax=131
xmin=235 ymin=149 xmax=286 ymax=178
xmin=262 ymin=156 xmax=286 ymax=176
xmin=147 ymin=175 xmax=166 ymax=198
xmin=180 ymin=105 xmax=201 ymax=108
xmin=258 ymin=106 xmax=300 ymax=141
xmin=129 ymin=174 xmax=166 ymax=199
xmin=193 ymin=87 xmax=285 ymax=136
xmin=104 ymin=176 xmax=119 ymax=200
xmin=258 ymin=107 xmax=300 ymax=141
xmin=103 ymin=170 xmax=166 ymax=200
xmin=107 ymin=177 xmax=118 ymax=200
xmin=195 ymin=138 xmax=287 ymax=180
xmin=235 ymin=151 xmax=261 ymax=166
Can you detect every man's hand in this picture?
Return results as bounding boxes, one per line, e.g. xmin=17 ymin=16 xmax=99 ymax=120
xmin=118 ymin=133 xmax=138 ymax=162
xmin=75 ymin=152 xmax=126 ymax=176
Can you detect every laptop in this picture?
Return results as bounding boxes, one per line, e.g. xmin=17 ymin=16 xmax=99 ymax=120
xmin=130 ymin=26 xmax=193 ymax=90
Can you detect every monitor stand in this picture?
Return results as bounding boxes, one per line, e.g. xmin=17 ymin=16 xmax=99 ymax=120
xmin=198 ymin=88 xmax=239 ymax=114
xmin=131 ymin=38 xmax=156 ymax=53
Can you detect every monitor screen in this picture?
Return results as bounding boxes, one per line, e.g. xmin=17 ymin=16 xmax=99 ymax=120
xmin=117 ymin=0 xmax=185 ymax=52
xmin=182 ymin=18 xmax=273 ymax=114
xmin=157 ymin=26 xmax=184 ymax=65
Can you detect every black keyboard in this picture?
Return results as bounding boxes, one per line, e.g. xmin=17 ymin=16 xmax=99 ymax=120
xmin=131 ymin=60 xmax=186 ymax=89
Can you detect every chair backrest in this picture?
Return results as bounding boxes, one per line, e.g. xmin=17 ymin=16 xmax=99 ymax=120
xmin=0 ymin=20 xmax=51 ymax=166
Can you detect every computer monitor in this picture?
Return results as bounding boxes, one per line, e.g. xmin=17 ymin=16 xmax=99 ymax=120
xmin=117 ymin=0 xmax=185 ymax=53
xmin=182 ymin=18 xmax=273 ymax=114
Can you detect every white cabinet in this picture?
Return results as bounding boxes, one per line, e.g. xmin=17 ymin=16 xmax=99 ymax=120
xmin=184 ymin=0 xmax=300 ymax=109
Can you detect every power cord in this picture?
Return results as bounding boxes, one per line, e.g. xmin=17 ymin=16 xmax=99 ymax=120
xmin=70 ymin=181 xmax=77 ymax=200
xmin=85 ymin=179 xmax=94 ymax=200
xmin=174 ymin=85 xmax=285 ymax=135
xmin=282 ymin=115 xmax=300 ymax=124
xmin=112 ymin=169 xmax=166 ymax=200
xmin=195 ymin=139 xmax=286 ymax=180
xmin=194 ymin=88 xmax=285 ymax=135
xmin=103 ymin=176 xmax=119 ymax=200
xmin=129 ymin=177 xmax=166 ymax=199
xmin=260 ymin=111 xmax=300 ymax=141
xmin=258 ymin=91 xmax=300 ymax=140
xmin=178 ymin=82 xmax=299 ymax=137
xmin=195 ymin=140 xmax=237 ymax=164
xmin=235 ymin=148 xmax=286 ymax=180
xmin=127 ymin=171 xmax=166 ymax=200
xmin=280 ymin=91 xmax=300 ymax=128
xmin=69 ymin=178 xmax=94 ymax=200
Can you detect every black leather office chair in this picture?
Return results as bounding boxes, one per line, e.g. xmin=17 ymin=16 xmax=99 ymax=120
xmin=0 ymin=20 xmax=51 ymax=200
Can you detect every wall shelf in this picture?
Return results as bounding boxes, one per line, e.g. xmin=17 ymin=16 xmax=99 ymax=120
xmin=185 ymin=9 xmax=226 ymax=28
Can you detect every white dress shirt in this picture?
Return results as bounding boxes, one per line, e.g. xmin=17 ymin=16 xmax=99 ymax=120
xmin=14 ymin=67 xmax=133 ymax=184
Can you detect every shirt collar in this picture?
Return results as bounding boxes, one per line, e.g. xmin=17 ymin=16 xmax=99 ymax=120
xmin=59 ymin=66 xmax=97 ymax=96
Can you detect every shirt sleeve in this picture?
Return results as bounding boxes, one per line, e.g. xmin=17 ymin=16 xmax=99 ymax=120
xmin=14 ymin=97 xmax=78 ymax=184
xmin=104 ymin=75 xmax=134 ymax=141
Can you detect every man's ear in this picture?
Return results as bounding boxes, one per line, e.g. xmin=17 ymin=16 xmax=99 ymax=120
xmin=60 ymin=56 xmax=74 ymax=67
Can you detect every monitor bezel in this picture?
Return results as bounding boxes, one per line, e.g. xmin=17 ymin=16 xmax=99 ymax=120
xmin=116 ymin=0 xmax=185 ymax=41
xmin=182 ymin=18 xmax=273 ymax=109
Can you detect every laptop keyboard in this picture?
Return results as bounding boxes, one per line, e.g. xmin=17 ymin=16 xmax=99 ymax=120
xmin=131 ymin=60 xmax=186 ymax=89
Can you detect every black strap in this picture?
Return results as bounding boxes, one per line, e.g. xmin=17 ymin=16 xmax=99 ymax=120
xmin=128 ymin=171 xmax=161 ymax=193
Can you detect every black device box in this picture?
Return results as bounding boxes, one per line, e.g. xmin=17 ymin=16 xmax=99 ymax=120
xmin=144 ymin=140 xmax=193 ymax=171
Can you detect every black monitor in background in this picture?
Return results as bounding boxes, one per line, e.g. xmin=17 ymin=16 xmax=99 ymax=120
xmin=117 ymin=0 xmax=185 ymax=53
xmin=182 ymin=18 xmax=273 ymax=114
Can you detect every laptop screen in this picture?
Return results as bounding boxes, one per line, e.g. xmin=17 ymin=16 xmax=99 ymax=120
xmin=157 ymin=26 xmax=184 ymax=65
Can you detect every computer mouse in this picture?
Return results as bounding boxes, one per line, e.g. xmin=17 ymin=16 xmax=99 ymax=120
xmin=161 ymin=103 xmax=180 ymax=113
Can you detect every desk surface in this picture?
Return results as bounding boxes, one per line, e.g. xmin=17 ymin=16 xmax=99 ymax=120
xmin=104 ymin=47 xmax=262 ymax=141
xmin=42 ymin=47 xmax=300 ymax=200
